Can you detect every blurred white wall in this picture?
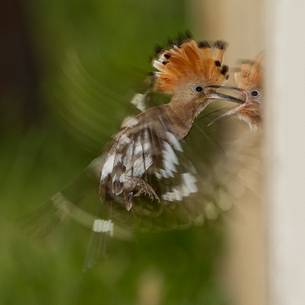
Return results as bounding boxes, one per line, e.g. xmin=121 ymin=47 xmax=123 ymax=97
xmin=266 ymin=1 xmax=305 ymax=305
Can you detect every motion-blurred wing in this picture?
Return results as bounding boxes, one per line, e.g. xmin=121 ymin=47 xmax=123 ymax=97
xmin=28 ymin=108 xmax=210 ymax=243
xmin=26 ymin=155 xmax=132 ymax=241
xmin=100 ymin=110 xmax=199 ymax=208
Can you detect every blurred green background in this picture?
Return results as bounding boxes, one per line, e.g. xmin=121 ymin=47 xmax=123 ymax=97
xmin=0 ymin=1 xmax=229 ymax=304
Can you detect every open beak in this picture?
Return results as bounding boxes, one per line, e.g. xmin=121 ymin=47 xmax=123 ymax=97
xmin=204 ymin=85 xmax=245 ymax=104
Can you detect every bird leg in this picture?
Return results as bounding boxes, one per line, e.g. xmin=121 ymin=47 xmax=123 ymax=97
xmin=123 ymin=177 xmax=160 ymax=210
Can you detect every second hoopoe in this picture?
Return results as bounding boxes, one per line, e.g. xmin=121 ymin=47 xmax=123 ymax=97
xmin=209 ymin=54 xmax=263 ymax=130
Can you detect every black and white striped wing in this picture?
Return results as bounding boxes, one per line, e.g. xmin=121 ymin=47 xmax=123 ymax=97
xmin=99 ymin=115 xmax=199 ymax=207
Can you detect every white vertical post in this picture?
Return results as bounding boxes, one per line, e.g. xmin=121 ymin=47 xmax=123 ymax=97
xmin=190 ymin=0 xmax=264 ymax=64
xmin=191 ymin=1 xmax=266 ymax=305
xmin=266 ymin=1 xmax=305 ymax=305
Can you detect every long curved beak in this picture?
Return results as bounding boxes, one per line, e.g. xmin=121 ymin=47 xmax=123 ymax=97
xmin=204 ymin=85 xmax=245 ymax=104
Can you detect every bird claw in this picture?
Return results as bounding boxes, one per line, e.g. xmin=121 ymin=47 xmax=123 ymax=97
xmin=134 ymin=180 xmax=160 ymax=202
xmin=123 ymin=178 xmax=159 ymax=210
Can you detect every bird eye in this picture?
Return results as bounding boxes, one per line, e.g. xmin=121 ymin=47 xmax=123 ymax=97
xmin=251 ymin=90 xmax=259 ymax=97
xmin=195 ymin=86 xmax=203 ymax=92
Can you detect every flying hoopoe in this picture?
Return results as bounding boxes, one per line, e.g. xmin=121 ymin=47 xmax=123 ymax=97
xmin=99 ymin=35 xmax=244 ymax=211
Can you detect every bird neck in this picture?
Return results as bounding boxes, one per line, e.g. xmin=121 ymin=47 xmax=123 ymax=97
xmin=166 ymin=97 xmax=203 ymax=139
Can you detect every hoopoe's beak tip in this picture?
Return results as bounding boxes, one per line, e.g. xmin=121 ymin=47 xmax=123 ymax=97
xmin=204 ymin=85 xmax=245 ymax=104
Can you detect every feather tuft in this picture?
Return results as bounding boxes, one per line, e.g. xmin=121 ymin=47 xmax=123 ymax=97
xmin=197 ymin=40 xmax=210 ymax=48
xmin=213 ymin=40 xmax=227 ymax=50
xmin=152 ymin=38 xmax=229 ymax=94
xmin=234 ymin=54 xmax=263 ymax=90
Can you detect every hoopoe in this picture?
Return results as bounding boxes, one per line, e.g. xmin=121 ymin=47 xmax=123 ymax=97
xmin=209 ymin=54 xmax=263 ymax=130
xmin=99 ymin=35 xmax=244 ymax=211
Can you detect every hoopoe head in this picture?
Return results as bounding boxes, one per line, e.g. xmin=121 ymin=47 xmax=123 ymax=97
xmin=210 ymin=54 xmax=263 ymax=130
xmin=152 ymin=35 xmax=242 ymax=107
xmin=234 ymin=55 xmax=263 ymax=128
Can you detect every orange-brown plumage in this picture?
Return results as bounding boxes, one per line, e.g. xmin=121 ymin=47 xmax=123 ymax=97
xmin=234 ymin=54 xmax=263 ymax=129
xmin=153 ymin=39 xmax=229 ymax=94
xmin=235 ymin=54 xmax=263 ymax=91
xmin=210 ymin=54 xmax=263 ymax=130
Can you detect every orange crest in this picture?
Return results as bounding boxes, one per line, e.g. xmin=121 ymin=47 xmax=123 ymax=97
xmin=234 ymin=54 xmax=263 ymax=90
xmin=152 ymin=39 xmax=229 ymax=94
